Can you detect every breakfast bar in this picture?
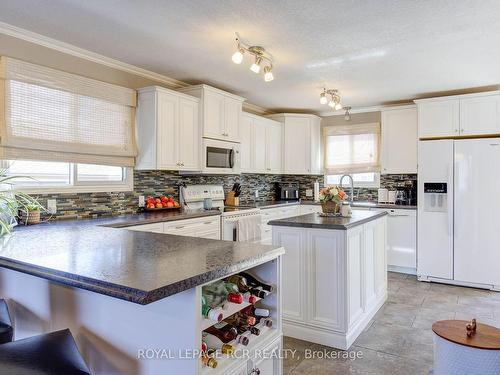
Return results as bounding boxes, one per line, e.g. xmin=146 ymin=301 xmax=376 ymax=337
xmin=269 ymin=210 xmax=388 ymax=350
xmin=0 ymin=216 xmax=284 ymax=374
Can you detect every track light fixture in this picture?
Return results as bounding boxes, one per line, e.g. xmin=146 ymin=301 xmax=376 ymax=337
xmin=320 ymin=88 xmax=344 ymax=110
xmin=343 ymin=106 xmax=352 ymax=121
xmin=231 ymin=33 xmax=274 ymax=82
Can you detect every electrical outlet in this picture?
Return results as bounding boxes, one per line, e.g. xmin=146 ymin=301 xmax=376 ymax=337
xmin=47 ymin=199 xmax=57 ymax=214
xmin=305 ymin=189 xmax=313 ymax=197
xmin=138 ymin=195 xmax=145 ymax=207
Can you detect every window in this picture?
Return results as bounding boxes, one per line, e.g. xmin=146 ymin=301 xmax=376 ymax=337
xmin=323 ymin=123 xmax=381 ymax=175
xmin=325 ymin=172 xmax=380 ymax=188
xmin=3 ymin=160 xmax=132 ymax=193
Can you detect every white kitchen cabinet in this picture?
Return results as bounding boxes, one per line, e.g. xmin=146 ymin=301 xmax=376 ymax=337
xmin=460 ymin=95 xmax=500 ymax=136
xmin=135 ymin=86 xmax=199 ymax=171
xmin=416 ymin=99 xmax=460 ymax=138
xmin=416 ymin=91 xmax=500 ymax=139
xmin=260 ymin=205 xmax=300 ymax=245
xmin=247 ymin=336 xmax=282 ymax=375
xmin=126 ymin=216 xmax=221 ymax=240
xmin=273 ymin=216 xmax=387 ymax=349
xmin=241 ymin=112 xmax=283 ymax=174
xmin=381 ymin=107 xmax=418 ymax=174
xmin=179 ymin=84 xmax=245 ymax=143
xmin=268 ymin=114 xmax=321 ymax=175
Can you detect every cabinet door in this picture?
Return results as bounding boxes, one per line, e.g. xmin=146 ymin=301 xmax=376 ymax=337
xmin=126 ymin=223 xmax=164 ymax=234
xmin=460 ymin=95 xmax=500 ymax=136
xmin=381 ymin=108 xmax=418 ymax=173
xmin=203 ymin=90 xmax=225 ymax=139
xmin=386 ymin=210 xmax=416 ymax=270
xmin=249 ymin=337 xmax=281 ymax=375
xmin=307 ymin=230 xmax=344 ymax=331
xmin=266 ymin=121 xmax=282 ymax=173
xmin=156 ymin=92 xmax=179 ymax=170
xmin=240 ymin=114 xmax=253 ymax=172
xmin=417 ymin=100 xmax=459 ymax=138
xmin=283 ymin=117 xmax=310 ymax=174
xmin=253 ymin=118 xmax=267 ymax=172
xmin=309 ymin=117 xmax=322 ymax=174
xmin=178 ymin=98 xmax=199 ymax=170
xmin=273 ymin=228 xmax=306 ymax=322
xmin=224 ymin=97 xmax=242 ymax=142
xmin=347 ymin=226 xmax=364 ymax=327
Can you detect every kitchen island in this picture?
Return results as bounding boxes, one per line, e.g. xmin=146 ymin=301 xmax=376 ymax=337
xmin=0 ymin=214 xmax=284 ymax=375
xmin=269 ymin=210 xmax=388 ymax=350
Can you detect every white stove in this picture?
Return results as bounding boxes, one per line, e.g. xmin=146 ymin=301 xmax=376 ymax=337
xmin=180 ymin=184 xmax=261 ymax=241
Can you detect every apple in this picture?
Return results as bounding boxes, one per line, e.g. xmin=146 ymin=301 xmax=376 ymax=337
xmin=166 ymin=202 xmax=174 ymax=208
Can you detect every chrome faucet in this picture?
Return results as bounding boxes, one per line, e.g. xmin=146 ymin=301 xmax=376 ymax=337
xmin=339 ymin=174 xmax=354 ymax=205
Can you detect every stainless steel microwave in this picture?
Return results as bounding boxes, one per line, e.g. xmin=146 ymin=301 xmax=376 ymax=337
xmin=202 ymin=138 xmax=241 ymax=174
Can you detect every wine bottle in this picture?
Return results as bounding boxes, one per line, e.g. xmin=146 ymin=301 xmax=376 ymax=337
xmin=202 ymin=332 xmax=235 ymax=355
xmin=239 ymin=324 xmax=260 ymax=336
xmin=225 ymin=312 xmax=256 ymax=327
xmin=242 ymin=305 xmax=270 ymax=318
xmin=227 ymin=275 xmax=251 ymax=293
xmin=249 ymin=287 xmax=268 ymax=299
xmin=203 ymin=281 xmax=243 ymax=308
xmin=239 ymin=271 xmax=274 ymax=292
xmin=256 ymin=317 xmax=273 ymax=328
xmin=205 ymin=322 xmax=238 ymax=343
xmin=242 ymin=292 xmax=257 ymax=304
xmin=201 ymin=353 xmax=218 ymax=368
xmin=202 ymin=296 xmax=223 ymax=322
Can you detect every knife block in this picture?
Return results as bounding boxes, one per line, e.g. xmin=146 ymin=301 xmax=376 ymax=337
xmin=225 ymin=192 xmax=239 ymax=206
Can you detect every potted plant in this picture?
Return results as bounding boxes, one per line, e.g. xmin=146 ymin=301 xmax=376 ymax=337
xmin=0 ymin=169 xmax=44 ymax=235
xmin=18 ymin=203 xmax=42 ymax=225
xmin=319 ymin=186 xmax=348 ymax=215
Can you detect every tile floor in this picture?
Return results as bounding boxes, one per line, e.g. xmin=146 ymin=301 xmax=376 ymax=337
xmin=283 ymin=272 xmax=500 ymax=374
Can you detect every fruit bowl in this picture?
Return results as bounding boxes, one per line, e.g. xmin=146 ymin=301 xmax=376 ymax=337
xmin=144 ymin=196 xmax=181 ymax=211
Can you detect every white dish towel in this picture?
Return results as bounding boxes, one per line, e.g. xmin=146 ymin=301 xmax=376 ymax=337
xmin=237 ymin=215 xmax=262 ymax=242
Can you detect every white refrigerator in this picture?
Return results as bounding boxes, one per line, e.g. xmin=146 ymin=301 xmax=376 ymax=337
xmin=418 ymin=138 xmax=500 ymax=289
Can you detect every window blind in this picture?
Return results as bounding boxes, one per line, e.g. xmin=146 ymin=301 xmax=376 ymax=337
xmin=0 ymin=57 xmax=137 ymax=166
xmin=323 ymin=122 xmax=381 ymax=174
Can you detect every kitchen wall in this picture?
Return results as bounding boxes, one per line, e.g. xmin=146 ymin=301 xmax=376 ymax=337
xmin=35 ymin=171 xmax=283 ymax=219
xmin=34 ymin=172 xmax=417 ymax=219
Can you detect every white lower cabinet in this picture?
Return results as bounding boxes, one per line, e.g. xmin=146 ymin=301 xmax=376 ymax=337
xmin=125 ymin=216 xmax=221 ymax=240
xmin=260 ymin=206 xmax=300 ymax=245
xmin=273 ymin=216 xmax=387 ymax=350
xmin=247 ymin=336 xmax=282 ymax=375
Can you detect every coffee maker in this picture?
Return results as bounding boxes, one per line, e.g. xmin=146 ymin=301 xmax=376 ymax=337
xmin=395 ymin=181 xmax=417 ymax=206
xmin=275 ymin=183 xmax=299 ymax=201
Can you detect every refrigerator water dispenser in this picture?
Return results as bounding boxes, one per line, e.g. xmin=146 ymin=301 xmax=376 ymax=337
xmin=424 ymin=183 xmax=448 ymax=212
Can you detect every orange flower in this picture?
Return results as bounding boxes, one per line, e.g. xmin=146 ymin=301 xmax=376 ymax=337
xmin=338 ymin=190 xmax=347 ymax=200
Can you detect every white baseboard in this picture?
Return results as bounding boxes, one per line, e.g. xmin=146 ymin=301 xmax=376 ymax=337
xmin=417 ymin=275 xmax=497 ymax=291
xmin=388 ymin=265 xmax=417 ymax=275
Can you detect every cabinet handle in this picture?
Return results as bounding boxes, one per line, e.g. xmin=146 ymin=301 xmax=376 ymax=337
xmin=455 ymin=129 xmax=458 ymax=133
xmin=250 ymin=369 xmax=261 ymax=375
xmin=461 ymin=129 xmax=464 ymax=132
xmin=175 ymin=226 xmax=185 ymax=229
xmin=203 ymin=221 xmax=214 ymax=225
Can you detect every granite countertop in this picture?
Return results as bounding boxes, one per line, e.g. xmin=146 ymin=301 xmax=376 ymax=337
xmin=0 ymin=213 xmax=283 ymax=305
xmin=98 ymin=208 xmax=221 ymax=228
xmin=300 ymin=200 xmax=417 ymax=210
xmin=268 ymin=210 xmax=388 ymax=230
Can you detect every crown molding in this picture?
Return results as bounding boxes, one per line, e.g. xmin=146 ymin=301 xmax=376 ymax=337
xmin=0 ymin=21 xmax=189 ymax=89
xmin=242 ymin=102 xmax=276 ymax=116
xmin=319 ymin=103 xmax=416 ymax=117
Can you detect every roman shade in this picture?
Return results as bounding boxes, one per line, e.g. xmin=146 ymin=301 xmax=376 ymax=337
xmin=0 ymin=57 xmax=137 ymax=166
xmin=323 ymin=122 xmax=381 ymax=174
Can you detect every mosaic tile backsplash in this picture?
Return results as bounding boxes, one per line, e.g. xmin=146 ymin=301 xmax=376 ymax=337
xmin=34 ymin=171 xmax=417 ymax=220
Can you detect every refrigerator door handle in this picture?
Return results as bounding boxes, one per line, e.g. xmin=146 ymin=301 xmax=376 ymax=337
xmin=447 ymin=162 xmax=454 ymax=237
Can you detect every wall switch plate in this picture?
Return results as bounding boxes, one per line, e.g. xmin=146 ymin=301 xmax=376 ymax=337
xmin=138 ymin=195 xmax=145 ymax=207
xmin=305 ymin=189 xmax=313 ymax=197
xmin=47 ymin=199 xmax=57 ymax=214
xmin=254 ymin=190 xmax=259 ymax=199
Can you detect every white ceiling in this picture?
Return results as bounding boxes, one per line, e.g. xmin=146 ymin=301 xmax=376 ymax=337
xmin=1 ymin=0 xmax=500 ymax=113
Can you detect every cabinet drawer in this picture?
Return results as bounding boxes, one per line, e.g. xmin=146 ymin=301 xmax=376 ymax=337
xmin=126 ymin=223 xmax=164 ymax=234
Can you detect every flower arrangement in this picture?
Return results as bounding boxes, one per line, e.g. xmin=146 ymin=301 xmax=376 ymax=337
xmin=319 ymin=186 xmax=348 ymax=214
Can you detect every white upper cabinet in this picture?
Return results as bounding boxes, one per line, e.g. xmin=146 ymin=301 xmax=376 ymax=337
xmin=460 ymin=95 xmax=500 ymax=136
xmin=135 ymin=86 xmax=199 ymax=171
xmin=417 ymin=99 xmax=459 ymax=138
xmin=416 ymin=91 xmax=500 ymax=138
xmin=381 ymin=107 xmax=418 ymax=174
xmin=268 ymin=114 xmax=321 ymax=175
xmin=267 ymin=120 xmax=283 ymax=173
xmin=241 ymin=112 xmax=283 ymax=174
xmin=179 ymin=84 xmax=245 ymax=143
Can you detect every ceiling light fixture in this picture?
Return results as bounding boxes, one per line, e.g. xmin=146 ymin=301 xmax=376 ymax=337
xmin=232 ymin=33 xmax=274 ymax=82
xmin=320 ymin=88 xmax=344 ymax=111
xmin=344 ymin=106 xmax=352 ymax=121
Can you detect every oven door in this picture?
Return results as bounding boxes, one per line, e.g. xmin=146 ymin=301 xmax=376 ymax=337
xmin=203 ymin=139 xmax=241 ymax=174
